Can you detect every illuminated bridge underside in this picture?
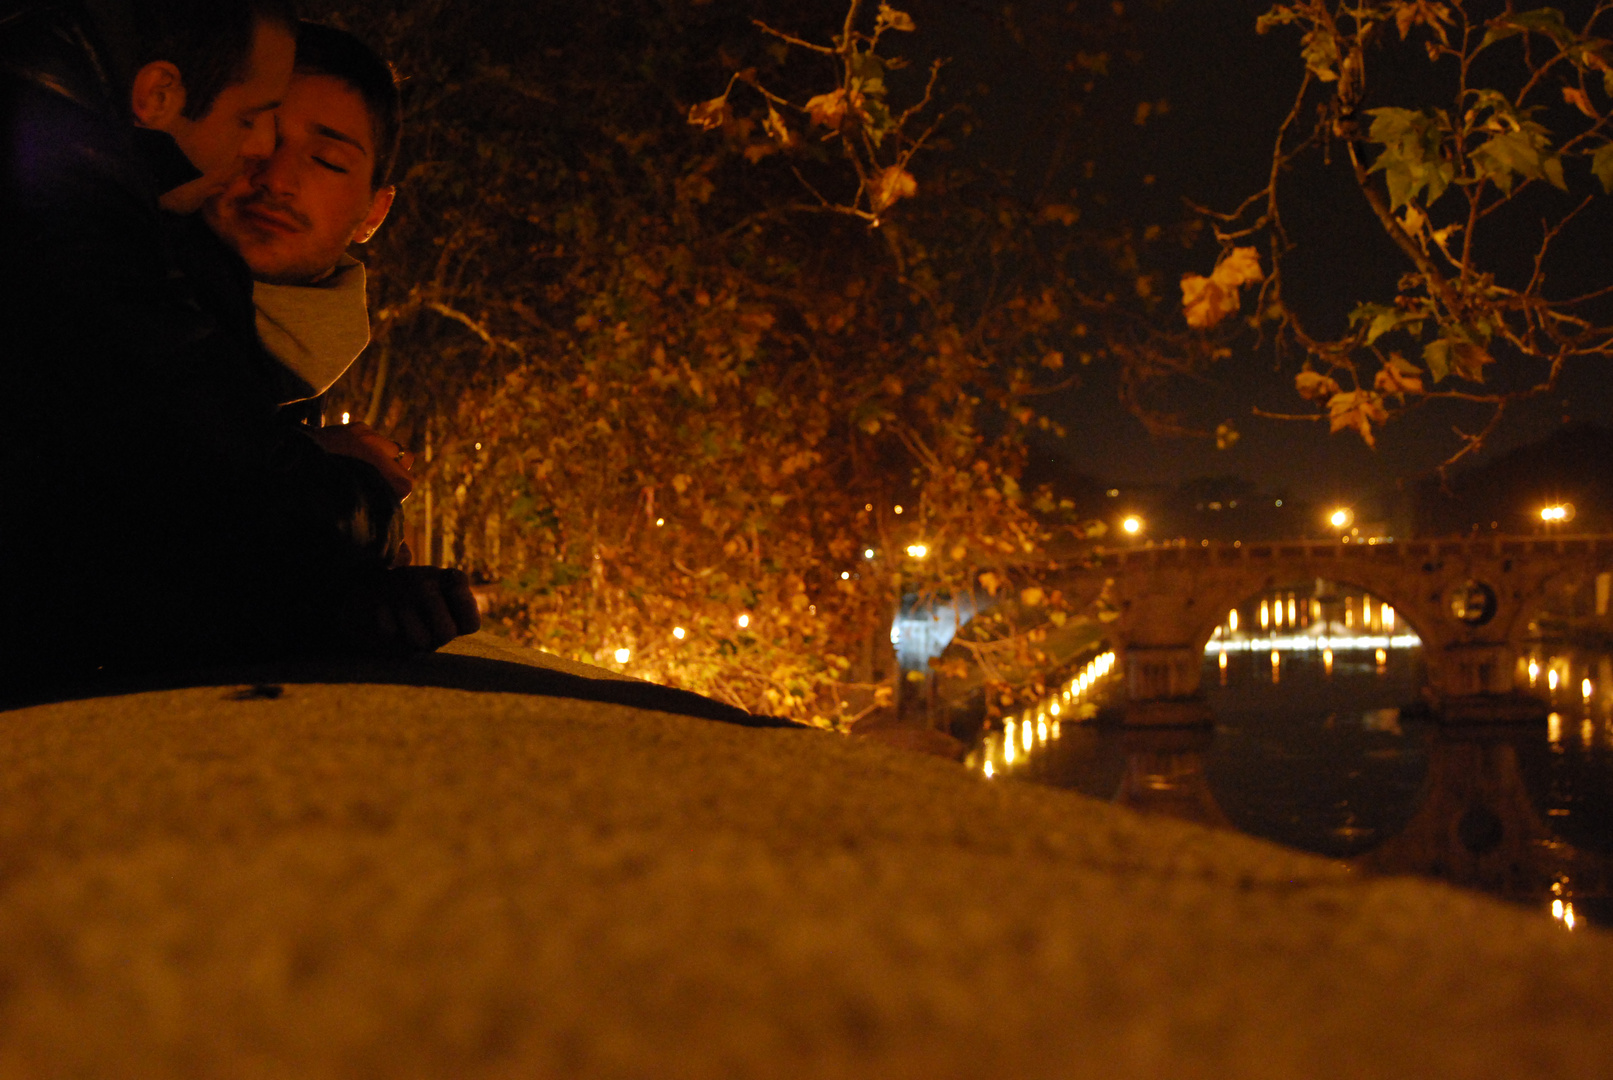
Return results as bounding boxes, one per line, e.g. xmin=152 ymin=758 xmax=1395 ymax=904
xmin=1062 ymin=535 xmax=1613 ymax=720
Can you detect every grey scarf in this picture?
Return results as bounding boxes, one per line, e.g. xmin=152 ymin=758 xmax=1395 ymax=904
xmin=253 ymin=255 xmax=371 ymax=402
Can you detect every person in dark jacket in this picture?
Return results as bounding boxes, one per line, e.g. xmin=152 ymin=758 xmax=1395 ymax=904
xmin=0 ymin=0 xmax=477 ymax=691
xmin=206 ymin=21 xmax=413 ymax=497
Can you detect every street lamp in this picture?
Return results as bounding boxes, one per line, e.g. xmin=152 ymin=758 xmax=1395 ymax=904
xmin=1121 ymin=515 xmax=1143 ymax=537
xmin=1540 ymin=503 xmax=1575 ymax=526
xmin=1328 ymin=507 xmax=1354 ymax=531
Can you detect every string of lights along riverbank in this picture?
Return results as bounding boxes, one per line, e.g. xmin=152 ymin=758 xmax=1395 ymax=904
xmin=970 ymin=652 xmax=1117 ymax=778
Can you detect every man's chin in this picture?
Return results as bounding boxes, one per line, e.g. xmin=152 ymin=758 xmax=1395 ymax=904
xmin=250 ymin=259 xmax=334 ymax=286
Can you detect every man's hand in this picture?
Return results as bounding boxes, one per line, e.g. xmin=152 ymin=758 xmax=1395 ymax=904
xmin=342 ymin=567 xmax=481 ymax=654
xmin=308 ymin=420 xmax=414 ymax=500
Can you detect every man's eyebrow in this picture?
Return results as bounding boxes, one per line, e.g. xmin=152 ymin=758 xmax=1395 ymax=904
xmin=312 ymin=123 xmax=370 ymax=156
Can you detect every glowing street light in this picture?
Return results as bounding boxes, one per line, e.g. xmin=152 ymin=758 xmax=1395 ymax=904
xmin=1541 ymin=503 xmax=1575 ymax=525
xmin=905 ymin=543 xmax=929 ymax=559
xmin=1329 ymin=507 xmax=1354 ymax=531
xmin=672 ymin=626 xmax=686 ymax=641
xmin=614 ymin=648 xmax=631 ymax=664
xmin=1121 ymin=515 xmax=1143 ymax=536
xmin=736 ymin=614 xmax=751 ymax=630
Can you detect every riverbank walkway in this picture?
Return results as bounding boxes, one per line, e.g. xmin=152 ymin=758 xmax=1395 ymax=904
xmin=1 ymin=633 xmax=1609 ymax=1078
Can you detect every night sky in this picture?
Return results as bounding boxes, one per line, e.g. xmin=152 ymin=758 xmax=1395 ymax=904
xmin=937 ymin=0 xmax=1613 ymax=505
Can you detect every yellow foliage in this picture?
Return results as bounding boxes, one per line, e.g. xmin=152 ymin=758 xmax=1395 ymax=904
xmin=805 ymin=87 xmax=860 ymax=129
xmin=876 ymin=3 xmax=916 ymax=32
xmin=1294 ymin=370 xmax=1342 ymax=401
xmin=1181 ymin=246 xmax=1263 ymax=330
xmin=871 ymin=165 xmax=918 ymax=212
xmin=1327 ymin=390 xmax=1390 ymax=447
xmin=686 ymin=96 xmax=729 ymax=131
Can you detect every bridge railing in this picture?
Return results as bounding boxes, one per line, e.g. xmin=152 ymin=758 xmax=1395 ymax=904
xmin=1087 ymin=534 xmax=1613 ymax=571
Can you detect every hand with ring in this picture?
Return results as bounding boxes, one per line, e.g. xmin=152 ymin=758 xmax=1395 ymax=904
xmin=307 ymin=419 xmax=415 ymax=500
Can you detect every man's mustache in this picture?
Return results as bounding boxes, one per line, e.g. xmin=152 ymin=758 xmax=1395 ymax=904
xmin=234 ymin=190 xmax=312 ymax=231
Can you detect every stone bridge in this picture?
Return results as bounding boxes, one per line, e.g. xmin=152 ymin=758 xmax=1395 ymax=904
xmin=1069 ymin=534 xmax=1613 ymax=720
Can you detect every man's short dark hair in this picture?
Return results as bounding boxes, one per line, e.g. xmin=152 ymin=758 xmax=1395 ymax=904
xmin=130 ymin=0 xmax=298 ymax=121
xmin=292 ymin=22 xmax=402 ymax=190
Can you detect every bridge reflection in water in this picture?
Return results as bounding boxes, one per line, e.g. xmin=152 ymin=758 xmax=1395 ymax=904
xmin=968 ymin=634 xmax=1613 ymax=929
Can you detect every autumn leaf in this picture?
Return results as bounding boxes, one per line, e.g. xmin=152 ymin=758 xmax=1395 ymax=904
xmin=764 ymin=106 xmax=799 ymax=148
xmin=1181 ymin=246 xmax=1263 ymax=329
xmin=871 ymin=165 xmax=918 ymax=212
xmin=1470 ymin=127 xmax=1566 ymax=195
xmin=1295 ymin=370 xmax=1342 ymax=401
xmin=1373 ymin=354 xmax=1425 ymax=396
xmin=1481 ymin=8 xmax=1576 ymax=52
xmin=1180 ymin=274 xmax=1233 ymax=329
xmin=1394 ymin=1 xmax=1453 ymax=44
xmin=1213 ymin=246 xmax=1264 ymax=289
xmin=876 ymin=3 xmax=916 ymax=32
xmin=1563 ymin=85 xmax=1597 ymax=119
xmin=805 ymin=88 xmax=852 ymax=129
xmin=1327 ymin=390 xmax=1390 ymax=447
xmin=687 ymin=95 xmax=729 ymax=131
xmin=1593 ymin=142 xmax=1613 ymax=194
xmin=978 ymin=571 xmax=1001 ymax=596
xmin=1020 ymin=587 xmax=1046 ymax=608
xmin=1301 ymin=27 xmax=1339 ymax=81
xmin=1366 ymin=108 xmax=1454 ymax=209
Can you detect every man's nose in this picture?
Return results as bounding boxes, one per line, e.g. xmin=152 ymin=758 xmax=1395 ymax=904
xmin=250 ymin=146 xmax=300 ymax=198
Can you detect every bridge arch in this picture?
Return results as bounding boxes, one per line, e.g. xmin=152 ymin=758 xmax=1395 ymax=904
xmin=1063 ymin=536 xmax=1613 ymax=719
xmin=1183 ymin=573 xmax=1435 ymax=661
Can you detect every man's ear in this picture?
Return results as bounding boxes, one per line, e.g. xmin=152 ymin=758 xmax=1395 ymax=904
xmin=353 ymin=185 xmax=395 ymax=244
xmin=129 ymin=61 xmax=188 ymax=132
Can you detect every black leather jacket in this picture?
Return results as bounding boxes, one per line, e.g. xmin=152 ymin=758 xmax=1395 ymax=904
xmin=0 ymin=2 xmax=404 ymax=682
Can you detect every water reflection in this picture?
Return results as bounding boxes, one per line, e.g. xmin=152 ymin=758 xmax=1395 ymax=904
xmin=973 ymin=652 xmax=1116 ymax=779
xmin=971 ymin=633 xmax=1613 ymax=929
xmin=1111 ymin=729 xmax=1230 ymax=830
xmin=1355 ymin=724 xmax=1612 ymax=925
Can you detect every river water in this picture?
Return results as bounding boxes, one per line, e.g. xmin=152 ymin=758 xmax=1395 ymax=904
xmin=968 ymin=596 xmax=1613 ymax=931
